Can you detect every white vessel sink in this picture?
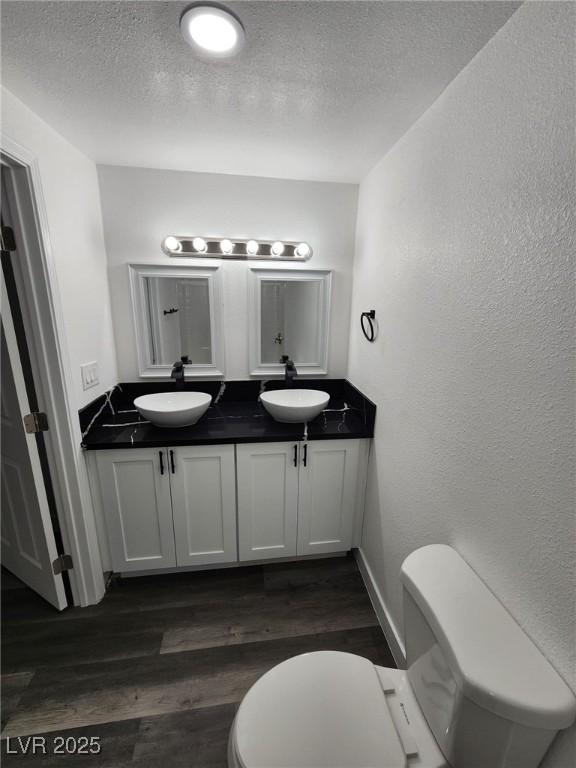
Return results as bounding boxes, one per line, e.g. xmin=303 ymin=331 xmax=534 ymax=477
xmin=134 ymin=392 xmax=212 ymax=428
xmin=260 ymin=389 xmax=330 ymax=423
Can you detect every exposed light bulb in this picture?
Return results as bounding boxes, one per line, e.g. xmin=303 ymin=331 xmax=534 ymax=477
xmin=220 ymin=239 xmax=234 ymax=254
xmin=164 ymin=236 xmax=181 ymax=252
xmin=271 ymin=241 xmax=285 ymax=257
xmin=192 ymin=237 xmax=207 ymax=253
xmin=246 ymin=239 xmax=259 ymax=256
xmin=295 ymin=242 xmax=311 ymax=259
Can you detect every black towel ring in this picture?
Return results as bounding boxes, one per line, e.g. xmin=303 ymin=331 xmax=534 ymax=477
xmin=360 ymin=310 xmax=376 ymax=342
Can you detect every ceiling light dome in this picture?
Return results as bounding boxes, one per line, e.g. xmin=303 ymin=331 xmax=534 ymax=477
xmin=180 ymin=3 xmax=245 ymax=60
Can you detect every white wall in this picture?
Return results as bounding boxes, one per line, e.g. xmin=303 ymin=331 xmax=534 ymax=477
xmin=348 ymin=4 xmax=575 ymax=765
xmin=1 ymin=87 xmax=117 ymax=604
xmin=97 ymin=165 xmax=358 ymax=381
xmin=1 ymin=88 xmax=118 ymax=409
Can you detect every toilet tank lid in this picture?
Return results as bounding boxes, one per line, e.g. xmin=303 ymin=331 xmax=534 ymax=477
xmin=400 ymin=545 xmax=576 ymax=730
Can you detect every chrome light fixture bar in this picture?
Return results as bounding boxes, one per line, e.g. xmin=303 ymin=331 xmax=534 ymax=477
xmin=161 ymin=236 xmax=313 ymax=261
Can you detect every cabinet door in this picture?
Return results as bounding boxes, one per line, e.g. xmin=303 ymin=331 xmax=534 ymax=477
xmin=236 ymin=442 xmax=299 ymax=561
xmin=169 ymin=444 xmax=237 ymax=567
xmin=95 ymin=449 xmax=176 ymax=572
xmin=297 ymin=439 xmax=361 ymax=556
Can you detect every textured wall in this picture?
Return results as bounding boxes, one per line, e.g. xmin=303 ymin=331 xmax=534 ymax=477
xmin=348 ymin=4 xmax=575 ymax=764
xmin=97 ymin=165 xmax=358 ymax=381
xmin=1 ymin=87 xmax=118 ymax=409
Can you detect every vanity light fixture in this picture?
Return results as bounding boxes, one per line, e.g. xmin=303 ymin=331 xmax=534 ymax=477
xmin=192 ymin=236 xmax=208 ymax=253
xmin=180 ymin=3 xmax=245 ymax=60
xmin=161 ymin=236 xmax=313 ymax=261
xmin=163 ymin=236 xmax=182 ymax=253
xmin=220 ymin=238 xmax=234 ymax=254
xmin=246 ymin=239 xmax=259 ymax=256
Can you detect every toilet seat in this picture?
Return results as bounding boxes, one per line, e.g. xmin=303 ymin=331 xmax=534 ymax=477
xmin=231 ymin=651 xmax=407 ymax=768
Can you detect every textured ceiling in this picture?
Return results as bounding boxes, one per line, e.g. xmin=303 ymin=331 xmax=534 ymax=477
xmin=1 ymin=1 xmax=520 ymax=182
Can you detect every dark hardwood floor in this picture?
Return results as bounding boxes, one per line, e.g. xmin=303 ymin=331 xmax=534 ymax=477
xmin=1 ymin=556 xmax=394 ymax=766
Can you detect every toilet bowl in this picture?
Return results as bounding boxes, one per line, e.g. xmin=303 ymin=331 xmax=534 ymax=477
xmin=229 ymin=545 xmax=576 ymax=768
xmin=228 ymin=651 xmax=446 ymax=768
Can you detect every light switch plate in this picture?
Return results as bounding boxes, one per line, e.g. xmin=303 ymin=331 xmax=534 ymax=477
xmin=81 ymin=361 xmax=99 ymax=391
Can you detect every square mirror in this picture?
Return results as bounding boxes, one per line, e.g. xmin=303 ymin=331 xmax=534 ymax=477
xmin=129 ymin=265 xmax=224 ymax=377
xmin=249 ymin=268 xmax=332 ymax=376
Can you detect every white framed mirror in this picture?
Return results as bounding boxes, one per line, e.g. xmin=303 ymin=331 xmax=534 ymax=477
xmin=248 ymin=268 xmax=332 ymax=377
xmin=129 ymin=264 xmax=225 ymax=377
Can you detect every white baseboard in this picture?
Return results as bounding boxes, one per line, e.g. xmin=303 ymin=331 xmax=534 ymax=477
xmin=354 ymin=547 xmax=406 ymax=668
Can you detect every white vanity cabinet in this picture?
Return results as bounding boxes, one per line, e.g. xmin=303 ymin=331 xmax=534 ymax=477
xmin=95 ymin=448 xmax=176 ymax=572
xmin=297 ymin=439 xmax=361 ymax=556
xmin=236 ymin=442 xmax=299 ymax=561
xmin=169 ymin=444 xmax=237 ymax=567
xmin=90 ymin=438 xmax=368 ymax=574
xmin=94 ymin=445 xmax=236 ymax=572
xmin=236 ymin=439 xmax=364 ymax=561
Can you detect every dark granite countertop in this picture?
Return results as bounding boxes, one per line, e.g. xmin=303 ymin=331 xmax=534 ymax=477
xmin=80 ymin=380 xmax=375 ymax=450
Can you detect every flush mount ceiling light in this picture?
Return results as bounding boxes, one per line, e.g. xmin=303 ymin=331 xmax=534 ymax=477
xmin=180 ymin=3 xmax=245 ymax=60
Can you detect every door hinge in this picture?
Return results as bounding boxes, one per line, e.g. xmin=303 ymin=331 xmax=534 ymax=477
xmin=23 ymin=412 xmax=49 ymax=433
xmin=53 ymin=554 xmax=73 ymax=575
xmin=0 ymin=225 xmax=16 ymax=253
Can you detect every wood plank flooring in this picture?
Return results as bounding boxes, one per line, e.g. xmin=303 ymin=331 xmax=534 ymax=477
xmin=1 ymin=556 xmax=394 ymax=766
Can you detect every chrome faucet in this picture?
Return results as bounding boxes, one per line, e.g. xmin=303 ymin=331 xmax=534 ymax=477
xmin=281 ymin=355 xmax=297 ymax=387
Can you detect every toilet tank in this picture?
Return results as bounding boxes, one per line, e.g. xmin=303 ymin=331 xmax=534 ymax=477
xmin=400 ymin=545 xmax=576 ymax=768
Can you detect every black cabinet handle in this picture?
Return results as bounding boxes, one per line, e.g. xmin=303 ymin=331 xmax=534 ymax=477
xmin=303 ymin=443 xmax=308 ymax=467
xmin=293 ymin=444 xmax=298 ymax=467
xmin=159 ymin=451 xmax=164 ymax=475
xmin=170 ymin=449 xmax=176 ymax=474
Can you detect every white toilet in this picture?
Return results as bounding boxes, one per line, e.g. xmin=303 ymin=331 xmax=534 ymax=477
xmin=229 ymin=545 xmax=576 ymax=768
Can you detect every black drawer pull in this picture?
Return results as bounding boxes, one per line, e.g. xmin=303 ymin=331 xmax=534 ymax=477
xmin=159 ymin=451 xmax=164 ymax=475
xmin=293 ymin=444 xmax=298 ymax=467
xmin=303 ymin=443 xmax=308 ymax=467
xmin=170 ymin=449 xmax=176 ymax=474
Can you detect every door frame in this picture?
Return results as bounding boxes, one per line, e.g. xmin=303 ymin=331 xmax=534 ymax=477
xmin=1 ymin=137 xmax=106 ymax=606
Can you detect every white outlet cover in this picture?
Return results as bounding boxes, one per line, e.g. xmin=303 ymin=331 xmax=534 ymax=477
xmin=81 ymin=361 xmax=99 ymax=390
